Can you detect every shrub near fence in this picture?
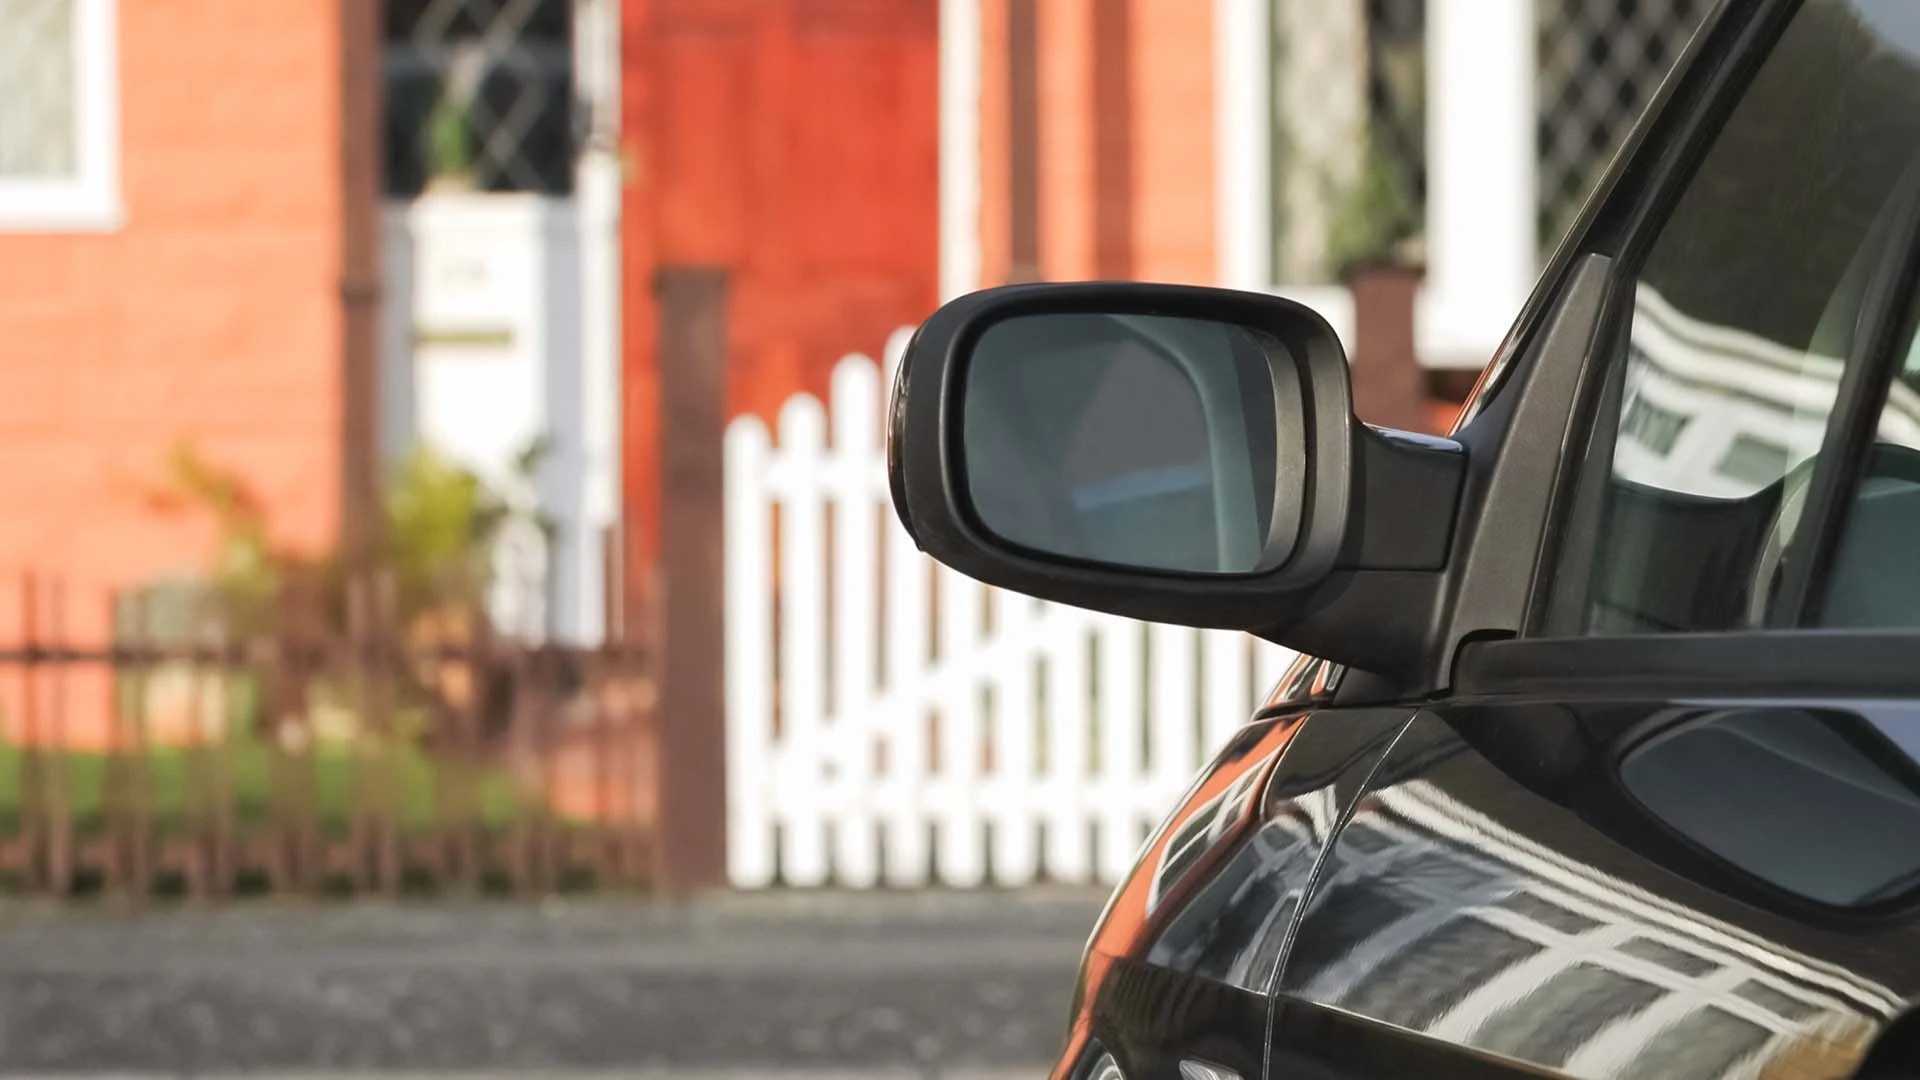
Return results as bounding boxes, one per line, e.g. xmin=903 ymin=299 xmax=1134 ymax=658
xmin=725 ymin=333 xmax=1298 ymax=890
xmin=0 ymin=572 xmax=653 ymax=899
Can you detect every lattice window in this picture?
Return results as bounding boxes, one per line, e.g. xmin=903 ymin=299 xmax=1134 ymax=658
xmin=1536 ymin=0 xmax=1712 ymax=255
xmin=1268 ymin=0 xmax=1426 ymax=286
xmin=384 ymin=0 xmax=577 ymax=197
xmin=0 ymin=0 xmax=118 ymax=230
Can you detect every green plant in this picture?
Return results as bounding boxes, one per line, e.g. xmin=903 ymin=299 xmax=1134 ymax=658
xmin=425 ymin=88 xmax=476 ymax=186
xmin=388 ymin=435 xmax=555 ymax=601
xmin=149 ymin=436 xmax=555 ymax=638
xmin=1325 ymin=130 xmax=1422 ymax=280
xmin=146 ymin=444 xmax=286 ymax=637
xmin=385 ymin=443 xmax=498 ymax=610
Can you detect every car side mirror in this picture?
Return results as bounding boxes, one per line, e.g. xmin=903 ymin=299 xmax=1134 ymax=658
xmin=1620 ymin=705 xmax=1920 ymax=909
xmin=888 ymin=282 xmax=1467 ymax=661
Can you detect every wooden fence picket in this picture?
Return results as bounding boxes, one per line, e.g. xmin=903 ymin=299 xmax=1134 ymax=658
xmin=1093 ymin=613 xmax=1145 ymax=881
xmin=987 ymin=586 xmax=1039 ymax=884
xmin=1044 ymin=623 xmax=1093 ymax=881
xmin=881 ymin=479 xmax=933 ymax=885
xmin=774 ymin=394 xmax=830 ymax=886
xmin=934 ymin=562 xmax=986 ymax=886
xmin=828 ymin=358 xmax=881 ymax=887
xmin=723 ymin=417 xmax=775 ymax=888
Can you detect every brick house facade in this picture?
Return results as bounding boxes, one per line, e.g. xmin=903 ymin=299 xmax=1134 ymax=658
xmin=0 ymin=1 xmax=374 ymax=752
xmin=0 ymin=0 xmax=352 ymax=655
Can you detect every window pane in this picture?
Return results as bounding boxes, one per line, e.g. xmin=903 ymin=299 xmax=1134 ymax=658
xmin=1281 ymin=878 xmax=1418 ymax=978
xmin=1584 ymin=0 xmax=1920 ymax=635
xmin=1617 ymin=936 xmax=1717 ymax=978
xmin=1337 ymin=916 xmax=1543 ymax=1031
xmin=1472 ymin=962 xmax=1664 ymax=1066
xmin=0 ymin=0 xmax=78 ymax=179
xmin=1716 ymin=434 xmax=1794 ymax=491
xmin=1618 ymin=1007 xmax=1771 ymax=1080
xmin=1820 ymin=348 xmax=1920 ymax=627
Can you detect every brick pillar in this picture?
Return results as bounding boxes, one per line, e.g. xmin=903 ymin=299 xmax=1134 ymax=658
xmin=338 ymin=0 xmax=384 ymax=565
xmin=652 ymin=268 xmax=730 ymax=895
xmin=1348 ymin=264 xmax=1431 ymax=433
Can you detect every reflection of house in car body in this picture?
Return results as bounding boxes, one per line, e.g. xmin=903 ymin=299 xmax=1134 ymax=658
xmin=1143 ymin=763 xmax=1901 ymax=1080
xmin=1614 ymin=284 xmax=1920 ymax=498
xmin=1293 ymin=782 xmax=1899 ymax=1080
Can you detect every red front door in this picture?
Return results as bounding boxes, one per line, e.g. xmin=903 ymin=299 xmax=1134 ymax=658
xmin=620 ymin=0 xmax=939 ymax=602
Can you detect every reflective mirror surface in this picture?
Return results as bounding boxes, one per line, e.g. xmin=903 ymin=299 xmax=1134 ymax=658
xmin=960 ymin=313 xmax=1286 ymax=574
xmin=1621 ymin=706 xmax=1920 ymax=907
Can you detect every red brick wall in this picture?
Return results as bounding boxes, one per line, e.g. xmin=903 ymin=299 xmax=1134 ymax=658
xmin=1128 ymin=1 xmax=1216 ymax=284
xmin=0 ymin=1 xmax=345 ymax=654
xmin=978 ymin=0 xmax=1218 ymax=287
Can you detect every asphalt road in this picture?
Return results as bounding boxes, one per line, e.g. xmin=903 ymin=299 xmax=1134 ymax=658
xmin=0 ymin=889 xmax=1107 ymax=1078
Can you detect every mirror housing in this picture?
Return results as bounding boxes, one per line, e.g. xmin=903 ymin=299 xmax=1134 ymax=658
xmin=888 ymin=282 xmax=1468 ymax=680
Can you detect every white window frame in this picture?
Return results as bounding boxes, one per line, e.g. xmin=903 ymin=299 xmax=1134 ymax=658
xmin=0 ymin=0 xmax=123 ymax=233
xmin=1212 ymin=0 xmax=1536 ymax=371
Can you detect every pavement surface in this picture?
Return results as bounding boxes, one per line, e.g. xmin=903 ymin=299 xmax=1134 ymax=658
xmin=0 ymin=889 xmax=1108 ymax=1078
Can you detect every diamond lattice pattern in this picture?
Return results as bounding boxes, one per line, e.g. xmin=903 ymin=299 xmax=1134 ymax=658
xmin=384 ymin=0 xmax=575 ymax=196
xmin=1537 ymin=0 xmax=1713 ymax=253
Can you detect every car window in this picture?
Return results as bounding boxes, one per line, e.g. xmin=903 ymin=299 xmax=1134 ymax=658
xmin=1819 ymin=351 xmax=1920 ymax=627
xmin=1580 ymin=0 xmax=1920 ymax=635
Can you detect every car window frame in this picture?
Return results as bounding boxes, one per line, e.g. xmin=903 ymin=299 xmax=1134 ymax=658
xmin=1449 ymin=0 xmax=1920 ymax=699
xmin=1513 ymin=0 xmax=1790 ymax=648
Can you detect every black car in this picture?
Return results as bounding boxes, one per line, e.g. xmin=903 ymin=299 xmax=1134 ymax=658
xmin=886 ymin=1 xmax=1920 ymax=1078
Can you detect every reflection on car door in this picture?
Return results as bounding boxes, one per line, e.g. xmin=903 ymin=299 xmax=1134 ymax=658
xmin=1270 ymin=704 xmax=1913 ymax=1080
xmin=1056 ymin=679 xmax=1411 ymax=1080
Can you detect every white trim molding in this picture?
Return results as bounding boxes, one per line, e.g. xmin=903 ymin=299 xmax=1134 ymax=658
xmin=574 ymin=0 xmax=622 ymax=645
xmin=1213 ymin=0 xmax=1271 ymax=291
xmin=0 ymin=0 xmax=123 ymax=232
xmin=939 ymin=0 xmax=982 ymax=303
xmin=1422 ymin=0 xmax=1536 ymax=370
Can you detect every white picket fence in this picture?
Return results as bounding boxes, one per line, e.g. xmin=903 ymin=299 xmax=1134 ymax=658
xmin=724 ymin=330 xmax=1298 ymax=889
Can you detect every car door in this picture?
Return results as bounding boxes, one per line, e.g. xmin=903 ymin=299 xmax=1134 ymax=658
xmin=1268 ymin=0 xmax=1920 ymax=1077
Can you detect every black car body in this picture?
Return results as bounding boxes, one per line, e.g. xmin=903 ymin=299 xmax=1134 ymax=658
xmin=886 ymin=1 xmax=1920 ymax=1078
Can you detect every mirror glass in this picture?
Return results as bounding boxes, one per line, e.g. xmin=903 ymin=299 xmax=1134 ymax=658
xmin=961 ymin=312 xmax=1287 ymax=574
xmin=1620 ymin=705 xmax=1920 ymax=907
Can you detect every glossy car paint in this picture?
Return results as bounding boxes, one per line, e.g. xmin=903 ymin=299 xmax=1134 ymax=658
xmin=1275 ymin=702 xmax=1915 ymax=1080
xmin=1058 ymin=679 xmax=1920 ymax=1080
xmin=1039 ymin=2 xmax=1920 ymax=1078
